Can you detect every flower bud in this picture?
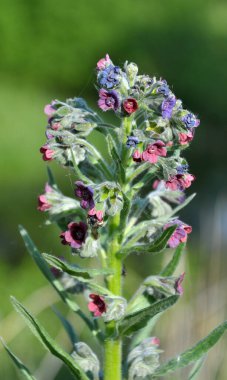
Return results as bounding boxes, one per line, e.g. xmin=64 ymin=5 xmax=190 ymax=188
xmin=72 ymin=342 xmax=100 ymax=379
xmin=125 ymin=61 xmax=139 ymax=86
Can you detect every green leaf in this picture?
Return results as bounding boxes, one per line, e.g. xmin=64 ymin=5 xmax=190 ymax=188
xmin=47 ymin=166 xmax=58 ymax=189
xmin=160 ymin=243 xmax=185 ymax=276
xmin=11 ymin=298 xmax=89 ymax=380
xmin=118 ymin=295 xmax=178 ymax=336
xmin=106 ymin=134 xmax=125 ymax=183
xmin=169 ymin=193 xmax=196 ymax=218
xmin=19 ymin=226 xmax=95 ymax=332
xmin=118 ymin=193 xmax=131 ymax=243
xmin=188 ymin=356 xmax=206 ymax=380
xmin=153 ymin=320 xmax=227 ymax=377
xmin=117 ymin=226 xmax=176 ymax=260
xmin=1 ymin=338 xmax=36 ymax=380
xmin=52 ymin=307 xmax=78 ymax=345
xmin=42 ymin=253 xmax=113 ymax=279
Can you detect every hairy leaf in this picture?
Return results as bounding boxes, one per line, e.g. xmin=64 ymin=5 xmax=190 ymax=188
xmin=1 ymin=338 xmax=36 ymax=380
xmin=52 ymin=308 xmax=78 ymax=345
xmin=188 ymin=356 xmax=206 ymax=380
xmin=117 ymin=226 xmax=176 ymax=260
xmin=153 ymin=320 xmax=227 ymax=377
xmin=118 ymin=295 xmax=179 ymax=336
xmin=160 ymin=243 xmax=185 ymax=276
xmin=42 ymin=253 xmax=113 ymax=279
xmin=11 ymin=298 xmax=89 ymax=380
xmin=19 ymin=226 xmax=94 ymax=332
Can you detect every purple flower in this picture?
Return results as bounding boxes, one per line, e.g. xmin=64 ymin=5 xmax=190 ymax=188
xmin=164 ymin=219 xmax=192 ymax=248
xmin=126 ymin=136 xmax=139 ymax=148
xmin=182 ymin=113 xmax=200 ymax=128
xmin=98 ymin=65 xmax=121 ymax=89
xmin=75 ymin=181 xmax=94 ymax=210
xmin=98 ymin=89 xmax=120 ymax=111
xmin=60 ymin=222 xmax=87 ymax=249
xmin=174 ymin=272 xmax=185 ymax=295
xmin=161 ymin=96 xmax=176 ymax=119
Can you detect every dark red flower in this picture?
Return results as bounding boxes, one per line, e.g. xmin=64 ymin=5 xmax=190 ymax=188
xmin=132 ymin=150 xmax=142 ymax=162
xmin=123 ymin=98 xmax=138 ymax=114
xmin=60 ymin=222 xmax=87 ymax=249
xmin=88 ymin=294 xmax=107 ymax=317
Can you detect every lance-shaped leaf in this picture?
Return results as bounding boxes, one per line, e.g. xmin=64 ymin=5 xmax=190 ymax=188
xmin=1 ymin=338 xmax=36 ymax=380
xmin=153 ymin=320 xmax=227 ymax=377
xmin=161 ymin=243 xmax=185 ymax=277
xmin=10 ymin=297 xmax=89 ymax=380
xmin=106 ymin=134 xmax=125 ymax=183
xmin=118 ymin=295 xmax=179 ymax=336
xmin=188 ymin=356 xmax=206 ymax=380
xmin=52 ymin=308 xmax=78 ymax=345
xmin=19 ymin=226 xmax=94 ymax=332
xmin=42 ymin=253 xmax=114 ymax=296
xmin=117 ymin=226 xmax=176 ymax=260
xmin=118 ymin=192 xmax=131 ymax=243
xmin=42 ymin=253 xmax=113 ymax=280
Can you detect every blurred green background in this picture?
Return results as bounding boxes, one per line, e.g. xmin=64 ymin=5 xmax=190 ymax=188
xmin=1 ymin=1 xmax=227 ymax=379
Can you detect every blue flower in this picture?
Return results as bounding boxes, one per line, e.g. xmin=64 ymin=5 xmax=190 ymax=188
xmin=182 ymin=113 xmax=200 ymax=128
xmin=161 ymin=96 xmax=176 ymax=119
xmin=98 ymin=65 xmax=121 ymax=89
xmin=126 ymin=136 xmax=139 ymax=148
xmin=177 ymin=164 xmax=189 ymax=174
xmin=157 ymin=83 xmax=170 ymax=96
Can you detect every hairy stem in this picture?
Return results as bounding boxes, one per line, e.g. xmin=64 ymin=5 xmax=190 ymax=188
xmin=104 ymin=117 xmax=132 ymax=380
xmin=104 ymin=213 xmax=122 ymax=380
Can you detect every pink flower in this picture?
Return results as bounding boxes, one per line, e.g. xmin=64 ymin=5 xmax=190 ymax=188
xmin=88 ymin=208 xmax=104 ymax=227
xmin=37 ymin=195 xmax=51 ymax=212
xmin=123 ymin=98 xmax=138 ymax=114
xmin=150 ymin=337 xmax=160 ymax=346
xmin=165 ymin=173 xmax=195 ymax=191
xmin=178 ymin=131 xmax=194 ymax=145
xmin=51 ymin=122 xmax=61 ymax=131
xmin=141 ymin=141 xmax=167 ymax=164
xmin=44 ymin=104 xmax=56 ymax=117
xmin=60 ymin=222 xmax=87 ymax=249
xmin=174 ymin=272 xmax=185 ymax=295
xmin=165 ymin=220 xmax=192 ymax=248
xmin=88 ymin=294 xmax=107 ymax=317
xmin=132 ymin=150 xmax=142 ymax=162
xmin=37 ymin=183 xmax=53 ymax=211
xmin=96 ymin=54 xmax=111 ymax=70
xmin=40 ymin=145 xmax=55 ymax=161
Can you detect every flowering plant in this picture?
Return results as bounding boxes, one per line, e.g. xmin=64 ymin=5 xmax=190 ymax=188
xmin=3 ymin=54 xmax=227 ymax=380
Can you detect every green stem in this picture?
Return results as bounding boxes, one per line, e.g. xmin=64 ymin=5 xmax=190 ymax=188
xmin=104 ymin=214 xmax=122 ymax=380
xmin=104 ymin=117 xmax=133 ymax=380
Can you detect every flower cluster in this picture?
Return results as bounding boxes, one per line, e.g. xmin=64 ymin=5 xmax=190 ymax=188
xmin=14 ymin=54 xmax=206 ymax=380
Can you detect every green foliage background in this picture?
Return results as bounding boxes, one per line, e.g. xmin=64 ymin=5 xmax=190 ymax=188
xmin=0 ymin=1 xmax=227 ymax=379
